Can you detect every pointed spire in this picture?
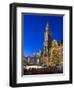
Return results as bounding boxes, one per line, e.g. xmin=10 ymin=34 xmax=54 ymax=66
xmin=46 ymin=22 xmax=49 ymax=28
xmin=46 ymin=22 xmax=49 ymax=31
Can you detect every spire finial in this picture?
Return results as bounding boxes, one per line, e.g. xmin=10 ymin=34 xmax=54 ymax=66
xmin=46 ymin=22 xmax=49 ymax=31
xmin=46 ymin=22 xmax=49 ymax=27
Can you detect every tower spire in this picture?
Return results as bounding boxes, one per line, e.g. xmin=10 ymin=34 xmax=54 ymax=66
xmin=46 ymin=22 xmax=49 ymax=31
xmin=43 ymin=22 xmax=52 ymax=66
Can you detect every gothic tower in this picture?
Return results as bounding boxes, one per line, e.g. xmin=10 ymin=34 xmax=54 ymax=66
xmin=43 ymin=23 xmax=52 ymax=66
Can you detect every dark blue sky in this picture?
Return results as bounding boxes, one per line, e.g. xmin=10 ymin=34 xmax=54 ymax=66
xmin=23 ymin=14 xmax=63 ymax=57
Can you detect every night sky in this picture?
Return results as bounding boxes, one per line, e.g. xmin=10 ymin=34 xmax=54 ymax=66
xmin=23 ymin=14 xmax=63 ymax=57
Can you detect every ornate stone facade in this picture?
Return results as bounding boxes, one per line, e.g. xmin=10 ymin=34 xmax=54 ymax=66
xmin=23 ymin=23 xmax=63 ymax=67
xmin=43 ymin=23 xmax=52 ymax=66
